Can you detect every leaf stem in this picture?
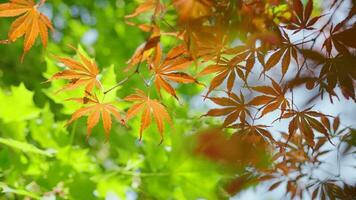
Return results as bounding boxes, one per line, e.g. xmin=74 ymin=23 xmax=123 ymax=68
xmin=0 ymin=40 xmax=9 ymax=44
xmin=161 ymin=17 xmax=176 ymax=32
xmin=67 ymin=121 xmax=77 ymax=162
xmin=103 ymin=76 xmax=130 ymax=95
xmin=69 ymin=121 xmax=77 ymax=145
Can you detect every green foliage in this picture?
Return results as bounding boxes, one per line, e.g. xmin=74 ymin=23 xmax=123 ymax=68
xmin=0 ymin=84 xmax=40 ymax=123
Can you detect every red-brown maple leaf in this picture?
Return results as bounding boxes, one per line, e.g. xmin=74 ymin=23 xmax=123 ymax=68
xmin=198 ymin=56 xmax=246 ymax=96
xmin=203 ymin=92 xmax=251 ymax=127
xmin=195 ymin=128 xmax=270 ymax=168
xmin=0 ymin=0 xmax=53 ymax=59
xmin=281 ymin=107 xmax=330 ymax=147
xmin=286 ymin=0 xmax=323 ymax=34
xmin=301 ymin=50 xmax=356 ymax=101
xmin=230 ymin=123 xmax=275 ymax=143
xmin=248 ymin=79 xmax=290 ymax=118
xmin=323 ymin=24 xmax=356 ymax=56
xmin=264 ymin=30 xmax=299 ymax=78
xmin=224 ymin=45 xmax=265 ymax=78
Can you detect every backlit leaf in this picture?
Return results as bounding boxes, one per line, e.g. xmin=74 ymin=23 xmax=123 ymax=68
xmin=124 ymin=89 xmax=172 ymax=141
xmin=0 ymin=0 xmax=53 ymax=60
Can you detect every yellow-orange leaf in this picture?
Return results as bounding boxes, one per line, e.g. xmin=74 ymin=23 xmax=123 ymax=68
xmin=125 ymin=0 xmax=164 ymax=19
xmin=124 ymin=89 xmax=172 ymax=142
xmin=0 ymin=0 xmax=53 ymax=59
xmin=48 ymin=47 xmax=101 ymax=93
xmin=151 ymin=44 xmax=196 ymax=100
xmin=125 ymin=27 xmax=161 ymax=71
xmin=66 ymin=93 xmax=124 ymax=140
xmin=173 ymin=0 xmax=212 ymax=21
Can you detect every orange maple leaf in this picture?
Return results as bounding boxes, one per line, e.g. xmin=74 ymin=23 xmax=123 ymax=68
xmin=66 ymin=93 xmax=124 ymax=140
xmin=173 ymin=0 xmax=212 ymax=22
xmin=48 ymin=47 xmax=101 ymax=93
xmin=125 ymin=26 xmax=161 ymax=71
xmin=151 ymin=44 xmax=196 ymax=100
xmin=0 ymin=0 xmax=53 ymax=59
xmin=125 ymin=0 xmax=164 ymax=19
xmin=124 ymin=89 xmax=172 ymax=142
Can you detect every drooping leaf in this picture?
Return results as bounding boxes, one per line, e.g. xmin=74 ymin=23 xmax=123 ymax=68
xmin=198 ymin=56 xmax=246 ymax=95
xmin=281 ymin=108 xmax=331 ymax=147
xmin=249 ymin=79 xmax=290 ymax=117
xmin=203 ymin=92 xmax=251 ymax=127
xmin=125 ymin=26 xmax=162 ymax=72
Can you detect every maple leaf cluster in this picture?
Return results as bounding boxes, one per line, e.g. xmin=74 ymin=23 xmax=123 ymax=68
xmin=120 ymin=0 xmax=356 ymax=198
xmin=1 ymin=0 xmax=355 ymax=198
xmin=47 ymin=47 xmax=173 ymax=141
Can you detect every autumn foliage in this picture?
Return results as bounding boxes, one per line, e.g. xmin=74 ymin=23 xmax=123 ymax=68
xmin=0 ymin=0 xmax=355 ymax=199
xmin=0 ymin=0 xmax=53 ymax=60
